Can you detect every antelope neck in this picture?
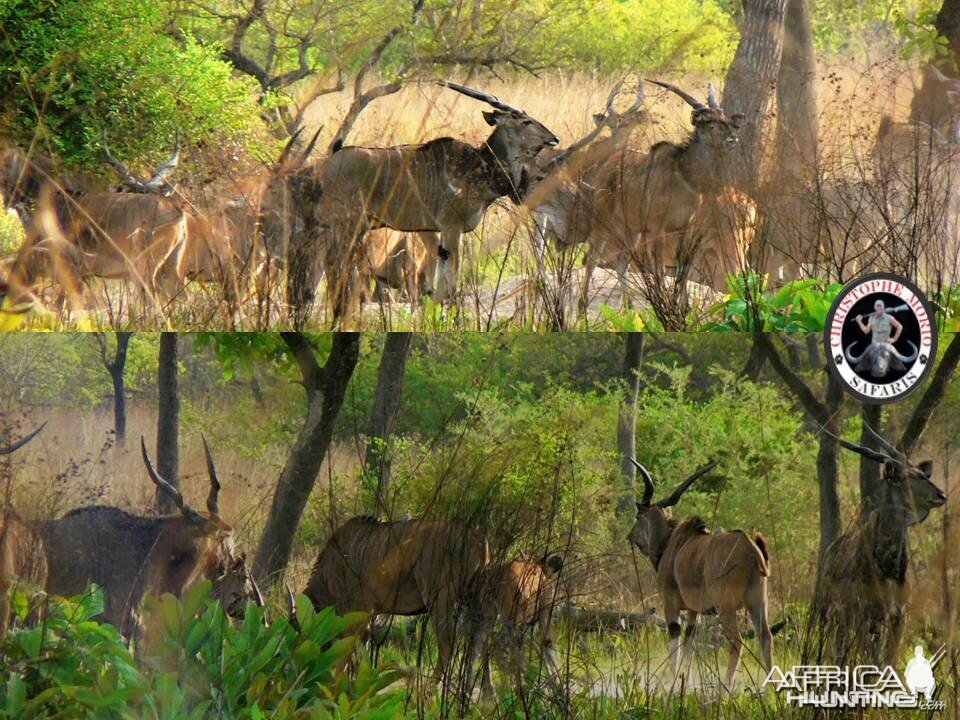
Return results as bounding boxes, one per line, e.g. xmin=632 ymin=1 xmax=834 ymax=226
xmin=649 ymin=516 xmax=679 ymax=571
xmin=677 ymin=138 xmax=726 ymax=196
xmin=481 ymin=135 xmax=522 ymax=201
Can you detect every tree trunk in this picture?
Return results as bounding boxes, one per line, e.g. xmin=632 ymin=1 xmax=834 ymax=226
xmin=616 ymin=333 xmax=645 ymax=516
xmin=936 ymin=0 xmax=960 ymax=72
xmin=365 ymin=332 xmax=413 ymax=516
xmin=110 ymin=367 xmax=127 ymax=447
xmin=758 ymin=0 xmax=819 ymax=277
xmin=94 ymin=333 xmax=133 ymax=447
xmin=774 ymin=0 xmax=818 ymax=180
xmin=722 ymin=0 xmax=789 ymax=185
xmin=156 ymin=333 xmax=180 ymax=514
xmin=253 ymin=332 xmax=361 ymax=587
xmin=858 ymin=402 xmax=883 ymax=523
xmin=817 ymin=374 xmax=844 ymax=564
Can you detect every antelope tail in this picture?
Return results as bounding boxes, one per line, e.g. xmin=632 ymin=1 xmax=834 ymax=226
xmin=753 ymin=532 xmax=770 ymax=577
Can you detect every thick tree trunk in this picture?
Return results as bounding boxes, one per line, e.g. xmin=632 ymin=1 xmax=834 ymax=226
xmin=156 ymin=333 xmax=180 ymax=514
xmin=110 ymin=369 xmax=127 ymax=446
xmin=722 ymin=0 xmax=788 ymax=185
xmin=253 ymin=332 xmax=361 ymax=587
xmin=758 ymin=0 xmax=819 ymax=277
xmin=616 ymin=333 xmax=645 ymax=516
xmin=773 ymin=0 xmax=818 ymax=179
xmin=365 ymin=332 xmax=413 ymax=516
xmin=741 ymin=335 xmax=767 ymax=379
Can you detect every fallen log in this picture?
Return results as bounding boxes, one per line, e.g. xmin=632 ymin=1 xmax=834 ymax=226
xmin=556 ymin=604 xmax=790 ymax=639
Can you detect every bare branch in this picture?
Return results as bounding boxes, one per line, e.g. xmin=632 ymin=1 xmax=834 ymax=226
xmin=755 ymin=332 xmax=829 ymax=425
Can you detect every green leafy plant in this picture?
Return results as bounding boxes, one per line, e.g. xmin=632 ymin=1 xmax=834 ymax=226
xmin=0 ymin=585 xmax=143 ymax=719
xmin=0 ymin=582 xmax=410 ymax=719
xmin=705 ymin=271 xmax=844 ymax=332
xmin=139 ymin=582 xmax=408 ymax=720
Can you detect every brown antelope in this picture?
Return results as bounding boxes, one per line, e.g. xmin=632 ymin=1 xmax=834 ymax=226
xmin=627 ymin=459 xmax=772 ymax=690
xmin=870 ymin=72 xmax=960 ymax=283
xmin=525 ymin=81 xmax=649 ymax=259
xmin=813 ymin=424 xmax=947 ymax=663
xmin=304 ymin=515 xmax=490 ymax=685
xmin=910 ymin=64 xmax=960 ymax=135
xmin=285 ymin=80 xmax=559 ymax=322
xmin=0 ymin=424 xmax=49 ymax=634
xmin=364 ymin=229 xmax=439 ymax=303
xmin=584 ymin=81 xmax=749 ymax=299
xmin=39 ymin=436 xmax=249 ymax=637
xmin=478 ymin=555 xmax=564 ymax=700
xmin=5 ymin=141 xmax=196 ymax=302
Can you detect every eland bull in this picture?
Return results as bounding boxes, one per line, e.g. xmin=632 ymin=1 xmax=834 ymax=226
xmin=627 ymin=459 xmax=772 ymax=689
xmin=0 ymin=424 xmax=49 ymax=633
xmin=285 ymin=81 xmax=558 ymax=322
xmin=584 ymin=81 xmax=749 ymax=301
xmin=39 ymin=436 xmax=252 ymax=637
xmin=304 ymin=516 xmax=490 ymax=685
xmin=525 ymin=81 xmax=649 ymax=260
xmin=814 ymin=424 xmax=946 ymax=662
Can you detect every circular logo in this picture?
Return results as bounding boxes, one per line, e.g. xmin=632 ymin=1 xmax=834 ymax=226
xmin=824 ymin=273 xmax=936 ymax=404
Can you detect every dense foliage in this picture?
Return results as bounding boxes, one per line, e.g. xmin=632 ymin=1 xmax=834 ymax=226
xmin=0 ymin=0 xmax=261 ymax=168
xmin=0 ymin=583 xmax=407 ymax=719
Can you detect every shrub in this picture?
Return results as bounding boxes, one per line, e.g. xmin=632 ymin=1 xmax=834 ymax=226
xmin=0 ymin=583 xmax=410 ymax=719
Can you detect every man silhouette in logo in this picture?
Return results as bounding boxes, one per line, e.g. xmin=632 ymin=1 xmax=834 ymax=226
xmin=855 ymin=299 xmax=903 ymax=345
xmin=904 ymin=646 xmax=936 ymax=701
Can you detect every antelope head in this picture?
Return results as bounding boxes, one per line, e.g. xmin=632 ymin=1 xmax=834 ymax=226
xmin=102 ymin=135 xmax=180 ymax=197
xmin=438 ymin=80 xmax=559 ymax=195
xmin=646 ymin=79 xmax=743 ymax=158
xmin=833 ymin=423 xmax=946 ymax=526
xmin=140 ymin=435 xmax=237 ymax=596
xmin=627 ymin=459 xmax=719 ymax=567
xmin=209 ymin=551 xmax=264 ymax=619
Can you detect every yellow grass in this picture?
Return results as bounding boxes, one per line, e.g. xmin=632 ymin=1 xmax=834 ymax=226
xmin=0 ymin=57 xmax=944 ymax=331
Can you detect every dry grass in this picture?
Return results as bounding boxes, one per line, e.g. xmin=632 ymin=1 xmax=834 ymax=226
xmin=8 ymin=59 xmax=946 ymax=331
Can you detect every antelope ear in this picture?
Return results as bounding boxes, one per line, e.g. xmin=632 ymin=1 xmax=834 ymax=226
xmin=918 ymin=460 xmax=934 ymax=477
xmin=483 ymin=110 xmax=500 ymax=126
xmin=543 ymin=554 xmax=564 ymax=575
xmin=592 ymin=112 xmax=606 ymax=126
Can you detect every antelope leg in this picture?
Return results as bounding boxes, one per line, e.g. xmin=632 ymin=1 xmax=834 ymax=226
xmin=717 ymin=608 xmax=743 ymax=692
xmin=434 ymin=230 xmax=460 ymax=302
xmin=680 ymin=610 xmax=699 ymax=683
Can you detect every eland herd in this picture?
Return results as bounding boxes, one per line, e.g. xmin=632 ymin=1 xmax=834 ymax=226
xmin=7 ymin=72 xmax=951 ymax=327
xmin=0 ymin=416 xmax=948 ymax=697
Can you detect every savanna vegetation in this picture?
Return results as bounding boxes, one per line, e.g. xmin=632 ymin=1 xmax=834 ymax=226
xmin=3 ymin=0 xmax=960 ymax=330
xmin=0 ymin=331 xmax=956 ymax=716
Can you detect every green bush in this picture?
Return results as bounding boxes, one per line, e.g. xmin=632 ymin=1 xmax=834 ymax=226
xmin=0 ymin=583 xmax=410 ymax=719
xmin=0 ymin=0 xmax=261 ymax=169
xmin=705 ymin=272 xmax=845 ymax=332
